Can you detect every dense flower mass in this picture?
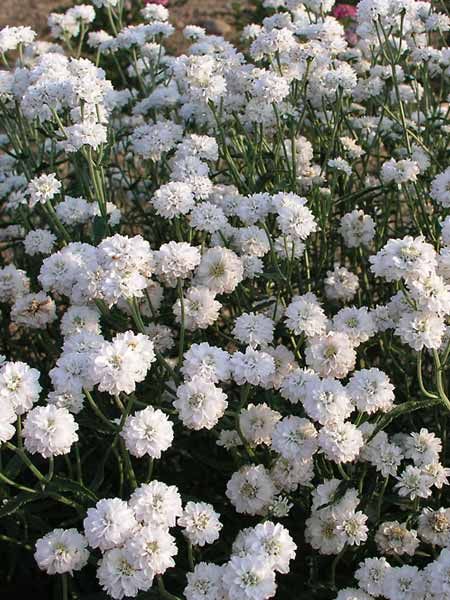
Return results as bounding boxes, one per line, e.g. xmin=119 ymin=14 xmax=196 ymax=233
xmin=0 ymin=0 xmax=449 ymax=598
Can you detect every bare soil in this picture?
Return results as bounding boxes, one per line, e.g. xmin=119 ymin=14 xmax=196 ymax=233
xmin=0 ymin=0 xmax=73 ymax=32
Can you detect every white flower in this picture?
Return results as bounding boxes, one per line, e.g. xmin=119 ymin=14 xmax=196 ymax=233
xmin=418 ymin=507 xmax=450 ymax=546
xmin=403 ymin=428 xmax=442 ymax=466
xmin=84 ymin=498 xmax=137 ymax=551
xmin=375 ymin=521 xmax=419 ymax=557
xmin=338 ymin=510 xmax=369 ymax=547
xmin=27 ymin=173 xmax=61 ymax=207
xmin=184 ymin=562 xmax=225 ymax=600
xmin=325 ymin=266 xmax=359 ymax=302
xmin=11 ymin=291 xmax=56 ymax=329
xmin=232 ymin=312 xmax=274 ymax=348
xmin=23 ymin=229 xmax=56 ymax=256
xmin=222 ymin=556 xmax=276 ymax=600
xmin=230 ymin=347 xmax=276 ymax=387
xmin=251 ymin=70 xmax=290 ymax=103
xmin=381 ymin=158 xmax=420 ymax=185
xmin=60 ymin=306 xmax=101 ymax=337
xmin=0 ymin=360 xmax=41 ymax=415
xmin=395 ymin=465 xmax=434 ymax=500
xmin=340 ymin=136 xmax=365 ymax=159
xmin=370 ymin=236 xmax=437 ymax=282
xmin=0 ymin=397 xmax=16 ymax=442
xmin=97 ymin=547 xmax=152 ymax=600
xmin=0 ymin=25 xmax=36 ymax=53
xmin=328 ymin=157 xmax=352 ymax=176
xmin=173 ymin=286 xmax=221 ymax=330
xmin=126 ymin=524 xmax=177 ymax=575
xmin=190 ymin=201 xmax=227 ymax=234
xmin=121 ymin=406 xmax=173 ymax=459
xmin=181 ymin=343 xmax=230 ymax=383
xmin=431 ymin=167 xmax=450 ymax=207
xmin=176 ymin=134 xmax=218 ymax=162
xmin=155 ymin=242 xmax=201 ymax=287
xmin=152 ymin=181 xmax=195 ymax=219
xmin=271 ymin=416 xmax=318 ymax=460
xmin=355 ymin=557 xmax=391 ymax=597
xmin=195 ymin=247 xmax=244 ymax=294
xmin=303 ymin=377 xmax=353 ymax=426
xmin=347 ymin=368 xmax=395 ymax=414
xmin=226 ymin=464 xmax=275 ymax=516
xmin=265 ymin=345 xmax=296 ymax=389
xmin=362 ymin=432 xmax=403 ymax=477
xmin=332 ymin=306 xmax=376 ymax=346
xmin=395 ymin=310 xmax=445 ymax=351
xmin=55 ymin=196 xmax=94 ymax=226
xmin=284 ymin=293 xmax=328 ymax=337
xmin=235 ymin=193 xmax=272 ymax=226
xmin=145 ymin=323 xmax=174 ymax=353
xmin=174 ymin=376 xmax=228 ymax=430
xmin=131 ymin=121 xmax=183 ymax=161
xmin=246 ymin=521 xmax=296 ymax=574
xmin=311 ymin=479 xmax=344 ymax=511
xmin=240 ymin=403 xmax=281 ymax=447
xmin=129 ymin=481 xmax=182 ymax=528
xmin=382 ymin=565 xmax=423 ymax=600
xmin=217 ymin=429 xmax=242 ymax=450
xmin=305 ymin=332 xmax=356 ymax=379
xmin=407 ymin=272 xmax=450 ymax=315
xmin=34 ymin=528 xmax=89 ymax=575
xmin=271 ymin=457 xmax=314 ymax=491
xmin=279 ymin=368 xmax=317 ymax=405
xmin=141 ymin=4 xmax=169 ymax=22
xmin=96 ymin=234 xmax=155 ymax=305
xmin=23 ymin=405 xmax=78 ymax=458
xmin=275 ymin=194 xmax=317 ymax=241
xmin=178 ymin=501 xmax=222 ymax=546
xmin=61 ymin=121 xmax=107 ymax=153
xmin=92 ymin=332 xmax=155 ymax=395
xmin=305 ymin=508 xmax=344 ymax=556
xmin=47 ymin=390 xmax=85 ymax=414
xmin=0 ymin=265 xmax=30 ymax=303
xmin=319 ymin=421 xmax=364 ymax=464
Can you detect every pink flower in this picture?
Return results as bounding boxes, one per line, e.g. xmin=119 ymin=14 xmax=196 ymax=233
xmin=332 ymin=3 xmax=358 ymax=19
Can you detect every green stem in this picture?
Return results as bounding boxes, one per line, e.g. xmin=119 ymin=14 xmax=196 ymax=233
xmin=417 ymin=351 xmax=439 ymax=399
xmin=0 ymin=471 xmax=37 ymax=494
xmin=177 ymin=279 xmax=185 ymax=369
xmin=330 ymin=546 xmax=346 ymax=589
xmin=62 ymin=573 xmax=69 ymax=600
xmin=5 ymin=442 xmax=47 ymax=483
xmin=433 ymin=350 xmax=450 ymax=411
xmin=146 ymin=456 xmax=154 ymax=483
xmin=0 ymin=535 xmax=33 ymax=551
xmin=84 ymin=389 xmax=116 ymax=431
xmin=157 ymin=576 xmax=181 ymax=600
xmin=187 ymin=541 xmax=195 ymax=571
xmin=377 ymin=476 xmax=389 ymax=522
xmin=47 ymin=456 xmax=54 ymax=483
xmin=119 ymin=439 xmax=137 ymax=491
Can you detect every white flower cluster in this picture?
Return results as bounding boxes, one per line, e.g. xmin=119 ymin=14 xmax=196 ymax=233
xmin=0 ymin=0 xmax=449 ymax=598
xmin=78 ymin=483 xmax=224 ymax=599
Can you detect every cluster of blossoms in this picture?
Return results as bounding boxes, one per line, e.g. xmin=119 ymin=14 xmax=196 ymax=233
xmin=0 ymin=0 xmax=450 ymax=598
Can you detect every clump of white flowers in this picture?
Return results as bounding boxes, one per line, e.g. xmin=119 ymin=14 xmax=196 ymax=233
xmin=0 ymin=0 xmax=450 ymax=598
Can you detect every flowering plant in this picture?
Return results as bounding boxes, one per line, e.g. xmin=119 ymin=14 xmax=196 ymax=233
xmin=0 ymin=0 xmax=449 ymax=599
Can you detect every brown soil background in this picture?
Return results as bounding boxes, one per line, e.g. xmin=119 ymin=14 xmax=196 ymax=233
xmin=0 ymin=0 xmax=240 ymax=44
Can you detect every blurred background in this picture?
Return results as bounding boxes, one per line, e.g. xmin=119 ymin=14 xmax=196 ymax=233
xmin=0 ymin=0 xmax=239 ymax=41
